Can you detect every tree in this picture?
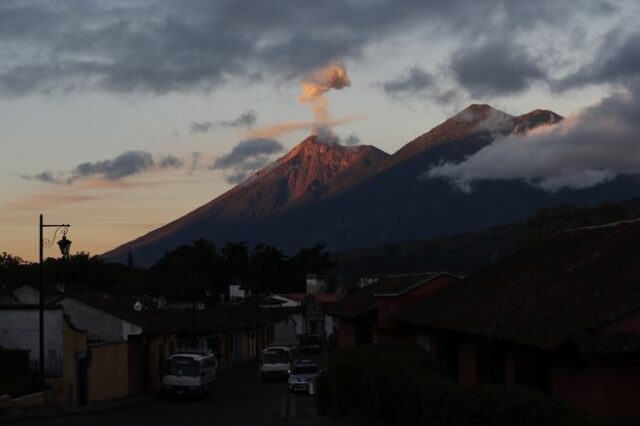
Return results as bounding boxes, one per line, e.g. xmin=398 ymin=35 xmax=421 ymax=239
xmin=248 ymin=244 xmax=287 ymax=295
xmin=149 ymin=239 xmax=221 ymax=302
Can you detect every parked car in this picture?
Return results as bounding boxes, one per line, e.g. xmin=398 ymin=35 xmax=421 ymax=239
xmin=161 ymin=350 xmax=217 ymax=397
xmin=299 ymin=334 xmax=322 ymax=353
xmin=288 ymin=360 xmax=320 ymax=395
xmin=260 ymin=347 xmax=293 ymax=380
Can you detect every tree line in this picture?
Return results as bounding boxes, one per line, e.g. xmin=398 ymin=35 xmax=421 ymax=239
xmin=0 ymin=240 xmax=333 ymax=302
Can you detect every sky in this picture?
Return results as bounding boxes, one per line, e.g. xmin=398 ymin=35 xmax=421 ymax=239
xmin=1 ymin=0 xmax=639 ymax=261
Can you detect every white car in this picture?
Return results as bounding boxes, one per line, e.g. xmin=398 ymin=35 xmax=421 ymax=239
xmin=288 ymin=360 xmax=319 ymax=395
xmin=161 ymin=351 xmax=217 ymax=397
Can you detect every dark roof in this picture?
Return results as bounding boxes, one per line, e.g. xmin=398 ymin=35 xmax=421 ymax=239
xmin=159 ymin=309 xmax=230 ymax=335
xmin=397 ymin=221 xmax=640 ymax=350
xmin=278 ymin=293 xmax=306 ymax=303
xmin=61 ymin=295 xmax=179 ymax=334
xmin=329 ymin=273 xmax=442 ymax=319
xmin=161 ymin=302 xmax=274 ymax=335
xmin=309 ymin=293 xmax=345 ymax=304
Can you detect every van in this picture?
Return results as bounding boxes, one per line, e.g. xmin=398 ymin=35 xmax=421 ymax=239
xmin=161 ymin=350 xmax=217 ymax=397
xmin=259 ymin=346 xmax=293 ymax=380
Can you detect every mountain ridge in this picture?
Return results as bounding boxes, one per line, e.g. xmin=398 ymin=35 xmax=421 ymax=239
xmin=103 ymin=104 xmax=640 ymax=267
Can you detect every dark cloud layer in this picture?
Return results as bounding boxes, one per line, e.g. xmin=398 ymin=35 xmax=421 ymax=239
xmin=212 ymin=138 xmax=284 ymax=183
xmin=0 ymin=0 xmax=615 ymax=97
xmin=450 ymin=40 xmax=546 ymax=98
xmin=190 ymin=110 xmax=257 ymax=134
xmin=558 ymin=30 xmax=640 ymax=91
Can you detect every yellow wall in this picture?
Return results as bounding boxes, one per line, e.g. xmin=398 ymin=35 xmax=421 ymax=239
xmin=147 ymin=333 xmax=178 ymax=391
xmin=62 ymin=316 xmax=87 ymax=407
xmin=88 ymin=342 xmax=129 ymax=402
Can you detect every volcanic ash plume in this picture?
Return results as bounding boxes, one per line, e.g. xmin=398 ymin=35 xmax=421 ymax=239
xmin=298 ymin=61 xmax=351 ymax=124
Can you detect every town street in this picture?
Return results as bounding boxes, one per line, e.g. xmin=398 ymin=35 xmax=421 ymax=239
xmin=15 ymin=354 xmax=341 ymax=426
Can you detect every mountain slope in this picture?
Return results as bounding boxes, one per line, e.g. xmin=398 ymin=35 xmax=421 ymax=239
xmin=104 ymin=104 xmax=640 ymax=267
xmin=104 ymin=136 xmax=389 ymax=263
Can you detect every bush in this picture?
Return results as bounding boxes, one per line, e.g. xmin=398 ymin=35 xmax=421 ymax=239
xmin=318 ymin=344 xmax=636 ymax=426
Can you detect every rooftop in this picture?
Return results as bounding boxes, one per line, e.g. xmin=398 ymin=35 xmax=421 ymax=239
xmin=397 ymin=221 xmax=640 ymax=350
xmin=329 ymin=273 xmax=445 ymax=319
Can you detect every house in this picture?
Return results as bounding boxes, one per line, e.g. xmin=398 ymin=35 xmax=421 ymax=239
xmin=330 ymin=272 xmax=460 ymax=348
xmin=275 ymin=292 xmax=344 ymax=340
xmin=205 ymin=301 xmax=275 ymax=363
xmin=0 ymin=304 xmax=88 ymax=406
xmin=11 ymin=284 xmax=42 ymax=304
xmin=160 ymin=300 xmax=276 ymax=368
xmin=0 ymin=286 xmax=20 ymax=304
xmin=56 ymin=295 xmax=178 ymax=396
xmin=396 ymin=221 xmax=640 ymax=416
xmin=302 ymin=293 xmax=344 ymax=339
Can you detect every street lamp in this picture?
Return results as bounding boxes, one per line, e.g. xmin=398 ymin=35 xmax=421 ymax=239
xmin=39 ymin=214 xmax=71 ymax=388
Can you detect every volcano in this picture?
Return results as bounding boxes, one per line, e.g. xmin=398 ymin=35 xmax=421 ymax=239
xmin=103 ymin=104 xmax=638 ymax=266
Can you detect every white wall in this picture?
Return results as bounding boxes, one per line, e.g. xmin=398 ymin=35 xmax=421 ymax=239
xmin=12 ymin=285 xmax=41 ymax=304
xmin=272 ymin=318 xmax=297 ymax=344
xmin=58 ymin=298 xmax=142 ymax=342
xmin=324 ymin=315 xmax=336 ymax=338
xmin=306 ymin=275 xmax=327 ymax=294
xmin=229 ymin=285 xmax=246 ymax=299
xmin=0 ymin=308 xmax=63 ymax=369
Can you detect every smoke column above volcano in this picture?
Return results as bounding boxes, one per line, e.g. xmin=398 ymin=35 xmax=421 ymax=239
xmin=298 ymin=61 xmax=351 ymax=124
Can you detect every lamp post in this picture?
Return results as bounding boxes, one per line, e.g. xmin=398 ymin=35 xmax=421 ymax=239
xmin=39 ymin=214 xmax=71 ymax=388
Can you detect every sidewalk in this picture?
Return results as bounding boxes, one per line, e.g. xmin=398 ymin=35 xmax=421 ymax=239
xmin=1 ymin=393 xmax=156 ymax=423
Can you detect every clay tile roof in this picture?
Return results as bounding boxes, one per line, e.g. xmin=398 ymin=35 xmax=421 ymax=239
xmin=397 ymin=221 xmax=640 ymax=350
xmin=329 ymin=273 xmax=443 ymax=320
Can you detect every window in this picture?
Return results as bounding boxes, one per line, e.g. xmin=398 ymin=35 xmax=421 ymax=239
xmin=165 ymin=357 xmax=199 ymax=377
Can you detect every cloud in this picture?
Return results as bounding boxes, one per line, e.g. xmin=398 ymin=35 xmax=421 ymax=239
xmin=190 ymin=110 xmax=257 ymax=134
xmin=189 ymin=152 xmax=201 ymax=173
xmin=25 ymin=150 xmax=189 ymax=185
xmin=212 ymin=138 xmax=284 ymax=184
xmin=379 ymin=66 xmax=463 ymax=105
xmin=557 ymin=30 xmax=640 ymax=91
xmin=160 ymin=155 xmax=184 ymax=168
xmin=312 ymin=126 xmax=361 ymax=146
xmin=425 ymin=78 xmax=640 ymax=192
xmin=21 ymin=171 xmax=60 ymax=184
xmin=382 ymin=67 xmax=435 ymax=96
xmin=343 ymin=133 xmax=361 ymax=146
xmin=0 ymin=0 xmax=613 ymax=97
xmin=72 ymin=151 xmax=154 ymax=181
xmin=450 ymin=39 xmax=546 ymax=98
xmin=245 ymin=115 xmax=365 ymax=139
xmin=190 ymin=121 xmax=214 ymax=134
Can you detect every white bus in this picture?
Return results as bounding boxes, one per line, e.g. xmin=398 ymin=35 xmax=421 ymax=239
xmin=161 ymin=350 xmax=217 ymax=397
